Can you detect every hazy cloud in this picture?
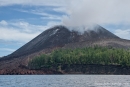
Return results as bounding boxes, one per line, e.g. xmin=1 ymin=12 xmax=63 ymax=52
xmin=0 ymin=20 xmax=8 ymax=26
xmin=0 ymin=20 xmax=60 ymax=43
xmin=62 ymin=0 xmax=130 ymax=27
xmin=0 ymin=48 xmax=15 ymax=52
xmin=0 ymin=0 xmax=68 ymax=6
xmin=0 ymin=27 xmax=40 ymax=42
xmin=53 ymin=7 xmax=67 ymax=13
xmin=114 ymin=29 xmax=130 ymax=40
xmin=15 ymin=8 xmax=63 ymax=21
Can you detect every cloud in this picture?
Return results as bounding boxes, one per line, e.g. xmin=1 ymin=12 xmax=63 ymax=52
xmin=28 ymin=9 xmax=63 ymax=20
xmin=114 ymin=29 xmax=130 ymax=40
xmin=62 ymin=0 xmax=130 ymax=27
xmin=0 ymin=20 xmax=8 ymax=26
xmin=14 ymin=8 xmax=64 ymax=21
xmin=0 ymin=0 xmax=68 ymax=6
xmin=0 ymin=27 xmax=40 ymax=42
xmin=41 ymin=16 xmax=62 ymax=20
xmin=0 ymin=20 xmax=61 ymax=43
xmin=10 ymin=21 xmax=46 ymax=33
xmin=53 ymin=7 xmax=67 ymax=13
xmin=0 ymin=47 xmax=17 ymax=57
xmin=0 ymin=48 xmax=15 ymax=52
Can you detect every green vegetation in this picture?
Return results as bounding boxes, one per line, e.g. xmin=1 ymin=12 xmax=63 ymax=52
xmin=28 ymin=46 xmax=130 ymax=69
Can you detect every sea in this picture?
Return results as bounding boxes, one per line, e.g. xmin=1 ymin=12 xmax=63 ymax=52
xmin=0 ymin=75 xmax=130 ymax=87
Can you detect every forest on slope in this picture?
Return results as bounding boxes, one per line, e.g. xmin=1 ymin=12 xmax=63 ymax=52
xmin=28 ymin=46 xmax=130 ymax=70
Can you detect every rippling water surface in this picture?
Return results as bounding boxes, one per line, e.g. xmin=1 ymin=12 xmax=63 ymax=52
xmin=0 ymin=75 xmax=130 ymax=87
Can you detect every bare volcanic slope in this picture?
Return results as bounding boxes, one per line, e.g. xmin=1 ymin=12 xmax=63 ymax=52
xmin=3 ymin=25 xmax=121 ymax=60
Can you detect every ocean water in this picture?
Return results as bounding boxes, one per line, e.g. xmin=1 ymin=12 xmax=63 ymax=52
xmin=0 ymin=75 xmax=130 ymax=87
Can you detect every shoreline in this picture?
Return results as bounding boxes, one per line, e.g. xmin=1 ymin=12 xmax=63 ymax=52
xmin=0 ymin=64 xmax=130 ymax=75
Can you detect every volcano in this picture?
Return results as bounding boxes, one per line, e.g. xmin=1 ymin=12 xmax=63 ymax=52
xmin=3 ymin=25 xmax=121 ymax=59
xmin=1 ymin=25 xmax=130 ymax=74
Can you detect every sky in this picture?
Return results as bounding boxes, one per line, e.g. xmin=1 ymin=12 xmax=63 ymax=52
xmin=0 ymin=0 xmax=130 ymax=57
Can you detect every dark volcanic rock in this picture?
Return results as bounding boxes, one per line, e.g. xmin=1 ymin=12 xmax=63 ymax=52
xmin=61 ymin=64 xmax=130 ymax=75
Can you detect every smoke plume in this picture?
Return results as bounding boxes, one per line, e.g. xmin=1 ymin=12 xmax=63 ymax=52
xmin=62 ymin=0 xmax=130 ymax=32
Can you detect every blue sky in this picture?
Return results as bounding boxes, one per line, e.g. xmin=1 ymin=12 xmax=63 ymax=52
xmin=0 ymin=0 xmax=130 ymax=57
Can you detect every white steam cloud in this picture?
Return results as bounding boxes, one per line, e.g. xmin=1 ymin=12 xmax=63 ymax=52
xmin=62 ymin=0 xmax=130 ymax=27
